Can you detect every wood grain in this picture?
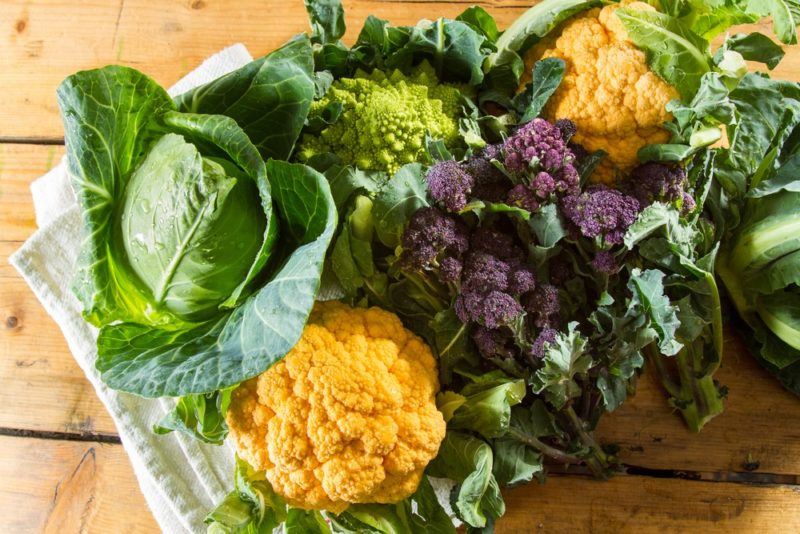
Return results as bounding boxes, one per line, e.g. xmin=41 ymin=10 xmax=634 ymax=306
xmin=499 ymin=474 xmax=800 ymax=533
xmin=2 ymin=435 xmax=798 ymax=534
xmin=0 ymin=0 xmax=525 ymax=140
xmin=0 ymin=144 xmax=117 ymax=436
xmin=0 ymin=435 xmax=158 ymax=533
xmin=3 ymin=3 xmax=800 ymax=141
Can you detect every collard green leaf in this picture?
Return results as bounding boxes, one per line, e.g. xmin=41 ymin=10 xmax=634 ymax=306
xmin=95 ymin=161 xmax=337 ymax=397
xmin=456 ymin=6 xmax=501 ymax=43
xmin=206 ymin=456 xmax=287 ymax=533
xmin=717 ymin=32 xmax=785 ymax=69
xmin=336 ymin=477 xmax=455 ymax=534
xmin=491 ymin=439 xmax=544 ymax=487
xmin=154 ymin=388 xmax=232 ymax=445
xmin=528 ymin=203 xmax=567 ymax=248
xmin=304 ymin=0 xmax=346 ymax=44
xmin=516 ymin=58 xmax=565 ymax=123
xmin=616 ymin=8 xmax=711 ymax=98
xmin=448 ymin=373 xmax=527 ymax=439
xmin=58 ymin=66 xmax=175 ymax=327
xmin=745 ymin=0 xmax=800 ymax=44
xmin=373 ymin=163 xmax=429 ymax=248
xmin=427 ymin=432 xmax=504 ymax=529
xmin=174 ymin=36 xmax=316 ymax=160
xmin=431 ymin=308 xmax=479 ymax=384
xmin=386 ymin=19 xmax=490 ymax=85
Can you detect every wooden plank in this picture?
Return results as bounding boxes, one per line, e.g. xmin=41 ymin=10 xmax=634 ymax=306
xmin=0 ymin=143 xmax=63 ymax=241
xmin=0 ymin=144 xmax=118 ymax=436
xmin=0 ymin=267 xmax=119 ymax=436
xmin=597 ymin=329 xmax=800 ymax=477
xmin=0 ymin=435 xmax=157 ymax=533
xmin=1 ymin=434 xmax=798 ymax=534
xmin=499 ymin=474 xmax=800 ymax=533
xmin=0 ymin=0 xmax=526 ymax=140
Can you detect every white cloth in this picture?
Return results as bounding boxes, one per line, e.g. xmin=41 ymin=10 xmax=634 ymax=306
xmin=10 ymin=44 xmax=256 ymax=534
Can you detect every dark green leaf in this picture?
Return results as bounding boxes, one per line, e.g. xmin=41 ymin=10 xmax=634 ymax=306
xmin=517 ymin=58 xmax=565 ymax=123
xmin=456 ymin=6 xmax=501 ymax=42
xmin=717 ymin=32 xmax=785 ymax=69
xmin=174 ymin=37 xmax=316 ymax=160
xmin=373 ymin=163 xmax=429 ymax=248
xmin=304 ymin=0 xmax=346 ymax=44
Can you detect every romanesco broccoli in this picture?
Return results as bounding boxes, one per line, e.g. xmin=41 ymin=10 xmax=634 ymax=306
xmin=298 ymin=64 xmax=463 ymax=175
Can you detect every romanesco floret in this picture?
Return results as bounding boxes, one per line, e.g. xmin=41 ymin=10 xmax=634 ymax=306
xmin=297 ymin=64 xmax=463 ymax=175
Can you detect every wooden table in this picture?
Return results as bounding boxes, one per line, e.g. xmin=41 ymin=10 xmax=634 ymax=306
xmin=2 ymin=1 xmax=800 ymax=532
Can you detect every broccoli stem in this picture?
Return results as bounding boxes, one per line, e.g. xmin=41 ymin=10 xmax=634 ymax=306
xmin=564 ymin=405 xmax=612 ymax=478
xmin=647 ymin=341 xmax=725 ymax=433
xmin=506 ymin=428 xmax=584 ymax=465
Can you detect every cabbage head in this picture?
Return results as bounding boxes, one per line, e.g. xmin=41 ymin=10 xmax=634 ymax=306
xmin=58 ymin=37 xmax=338 ymax=397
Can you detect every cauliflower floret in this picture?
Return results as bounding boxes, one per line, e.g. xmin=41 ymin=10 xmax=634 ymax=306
xmin=298 ymin=64 xmax=462 ymax=175
xmin=226 ymin=301 xmax=446 ymax=513
xmin=524 ymin=1 xmax=679 ymax=183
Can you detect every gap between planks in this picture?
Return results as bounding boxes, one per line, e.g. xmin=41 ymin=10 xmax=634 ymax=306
xmin=1 ymin=425 xmax=797 ymax=487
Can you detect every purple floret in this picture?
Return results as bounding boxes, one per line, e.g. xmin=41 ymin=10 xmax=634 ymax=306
xmin=470 ymin=227 xmax=523 ymax=261
xmin=400 ymin=207 xmax=469 ymax=271
xmin=456 ymin=290 xmax=523 ymax=329
xmin=439 ymin=256 xmax=463 ymax=282
xmin=591 ymin=250 xmax=619 ymax=274
xmin=507 ymin=183 xmax=541 ymax=212
xmin=561 ymin=185 xmax=641 ymax=245
xmin=524 ymin=283 xmax=560 ymax=328
xmin=503 ymin=118 xmax=576 ymax=174
xmin=472 ymin=326 xmax=513 ymax=358
xmin=464 ymin=152 xmax=511 ymax=202
xmin=530 ymin=327 xmax=558 ymax=358
xmin=627 ymin=162 xmax=688 ymax=209
xmin=426 ymin=160 xmax=475 ymax=212
xmin=507 ymin=262 xmax=536 ymax=294
xmin=462 ymin=252 xmax=510 ymax=292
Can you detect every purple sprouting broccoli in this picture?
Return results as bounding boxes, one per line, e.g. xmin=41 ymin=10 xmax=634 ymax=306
xmin=561 ymin=185 xmax=641 ymax=246
xmin=464 ymin=149 xmax=511 ymax=203
xmin=627 ymin=162 xmax=694 ymax=213
xmin=454 ymin=225 xmax=538 ymax=330
xmin=591 ymin=250 xmax=619 ymax=274
xmin=456 ymin=290 xmax=523 ymax=329
xmin=472 ymin=326 xmax=514 ymax=358
xmin=502 ymin=118 xmax=580 ymax=210
xmin=399 ymin=207 xmax=469 ymax=274
xmin=530 ymin=327 xmax=558 ymax=358
xmin=469 ymin=227 xmax=524 ymax=261
xmin=504 ymin=118 xmax=573 ymax=173
xmin=426 ymin=160 xmax=475 ymax=212
xmin=439 ymin=256 xmax=463 ymax=282
xmin=523 ymin=283 xmax=560 ymax=328
xmin=461 ymin=252 xmax=510 ymax=292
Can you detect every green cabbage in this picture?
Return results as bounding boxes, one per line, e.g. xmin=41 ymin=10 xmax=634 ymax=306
xmin=58 ymin=37 xmax=338 ymax=397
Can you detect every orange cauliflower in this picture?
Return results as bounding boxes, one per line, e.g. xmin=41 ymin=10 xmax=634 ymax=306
xmin=524 ymin=1 xmax=678 ymax=183
xmin=226 ymin=301 xmax=446 ymax=513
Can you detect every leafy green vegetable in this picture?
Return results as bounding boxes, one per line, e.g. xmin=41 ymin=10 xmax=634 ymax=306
xmin=530 ymin=322 xmax=592 ymax=409
xmin=515 ymin=58 xmax=566 ymax=123
xmin=153 ymin=388 xmax=232 ymax=444
xmin=428 ymin=432 xmax=504 ymax=529
xmin=206 ymin=456 xmax=287 ymax=533
xmin=715 ymin=32 xmax=785 ymax=69
xmin=616 ymin=7 xmax=711 ymax=98
xmin=95 ymin=160 xmax=337 ymax=397
xmin=447 ymin=371 xmax=526 ymax=439
xmin=373 ymin=164 xmax=430 ymax=248
xmin=305 ymin=0 xmax=346 ymax=44
xmin=175 ymin=37 xmax=316 ymax=161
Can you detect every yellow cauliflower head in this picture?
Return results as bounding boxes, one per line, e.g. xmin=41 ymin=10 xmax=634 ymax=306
xmin=226 ymin=301 xmax=446 ymax=513
xmin=524 ymin=1 xmax=679 ymax=182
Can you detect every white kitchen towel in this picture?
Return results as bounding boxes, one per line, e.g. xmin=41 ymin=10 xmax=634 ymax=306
xmin=10 ymin=43 xmax=257 ymax=534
